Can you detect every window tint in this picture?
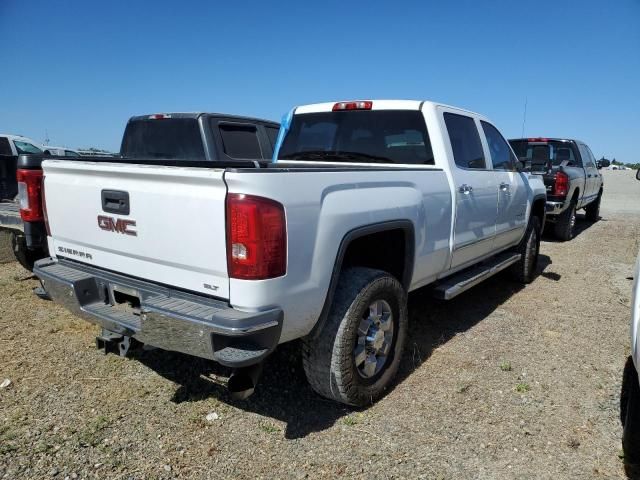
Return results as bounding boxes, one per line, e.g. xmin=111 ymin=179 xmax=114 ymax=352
xmin=13 ymin=141 xmax=43 ymax=155
xmin=121 ymin=118 xmax=205 ymax=160
xmin=577 ymin=144 xmax=592 ymax=168
xmin=265 ymin=126 xmax=280 ymax=149
xmin=218 ymin=124 xmax=262 ymax=159
xmin=444 ymin=113 xmax=485 ymax=169
xmin=584 ymin=145 xmax=597 ymax=168
xmin=278 ymin=110 xmax=434 ymax=165
xmin=0 ymin=137 xmax=12 ymax=156
xmin=481 ymin=121 xmax=516 ymax=170
xmin=64 ymin=150 xmax=80 ymax=157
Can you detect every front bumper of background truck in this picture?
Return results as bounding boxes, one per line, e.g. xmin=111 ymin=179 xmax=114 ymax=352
xmin=33 ymin=258 xmax=283 ymax=368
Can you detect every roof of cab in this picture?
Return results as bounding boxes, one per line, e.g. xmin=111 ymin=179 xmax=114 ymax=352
xmin=293 ymin=99 xmax=485 ymax=119
xmin=0 ymin=133 xmax=40 ymax=143
xmin=127 ymin=112 xmax=279 ymax=126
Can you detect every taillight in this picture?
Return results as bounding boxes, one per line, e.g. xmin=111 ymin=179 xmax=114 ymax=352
xmin=226 ymin=193 xmax=286 ymax=280
xmin=554 ymin=171 xmax=569 ymax=197
xmin=332 ymin=101 xmax=373 ymax=111
xmin=16 ymin=169 xmax=44 ymax=221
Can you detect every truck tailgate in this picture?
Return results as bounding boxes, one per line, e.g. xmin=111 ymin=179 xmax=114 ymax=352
xmin=42 ymin=160 xmax=229 ymax=299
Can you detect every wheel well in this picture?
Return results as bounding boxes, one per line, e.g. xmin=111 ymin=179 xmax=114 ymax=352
xmin=572 ymin=188 xmax=580 ymax=202
xmin=531 ymin=198 xmax=545 ymax=225
xmin=341 ymin=228 xmax=412 ymax=288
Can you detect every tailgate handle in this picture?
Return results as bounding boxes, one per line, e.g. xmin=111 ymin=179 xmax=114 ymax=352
xmin=101 ymin=190 xmax=130 ymax=215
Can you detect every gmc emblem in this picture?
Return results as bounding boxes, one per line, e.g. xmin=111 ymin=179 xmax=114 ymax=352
xmin=97 ymin=215 xmax=137 ymax=236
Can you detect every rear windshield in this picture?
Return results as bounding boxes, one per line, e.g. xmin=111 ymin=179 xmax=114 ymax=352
xmin=278 ymin=110 xmax=434 ymax=165
xmin=509 ymin=140 xmax=581 ymax=168
xmin=120 ymin=118 xmax=205 ymax=160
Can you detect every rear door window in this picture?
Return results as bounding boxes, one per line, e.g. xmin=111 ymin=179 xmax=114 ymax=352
xmin=444 ymin=113 xmax=486 ymax=169
xmin=218 ymin=124 xmax=263 ymax=159
xmin=480 ymin=121 xmax=516 ymax=171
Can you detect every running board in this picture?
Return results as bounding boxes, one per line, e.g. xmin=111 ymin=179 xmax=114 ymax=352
xmin=433 ymin=252 xmax=522 ymax=300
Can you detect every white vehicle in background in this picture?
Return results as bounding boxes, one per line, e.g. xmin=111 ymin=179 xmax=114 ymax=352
xmin=35 ymin=100 xmax=547 ymax=406
xmin=42 ymin=146 xmax=81 ymax=157
xmin=622 ymin=168 xmax=640 ymax=474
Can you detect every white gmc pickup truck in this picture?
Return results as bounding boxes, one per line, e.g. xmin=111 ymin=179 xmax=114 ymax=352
xmin=34 ymin=100 xmax=546 ymax=406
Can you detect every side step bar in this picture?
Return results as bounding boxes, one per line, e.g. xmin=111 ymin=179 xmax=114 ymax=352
xmin=433 ymin=252 xmax=521 ymax=300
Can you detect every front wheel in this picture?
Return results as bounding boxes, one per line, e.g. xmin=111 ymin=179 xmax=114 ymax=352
xmin=302 ymin=267 xmax=408 ymax=406
xmin=511 ymin=216 xmax=541 ymax=284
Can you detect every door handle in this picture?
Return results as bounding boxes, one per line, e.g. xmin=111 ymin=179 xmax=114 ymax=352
xmin=587 ymin=174 xmax=592 ymax=178
xmin=459 ymin=184 xmax=473 ymax=195
xmin=499 ymin=182 xmax=510 ymax=191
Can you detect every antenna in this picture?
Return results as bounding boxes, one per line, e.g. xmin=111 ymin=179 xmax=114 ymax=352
xmin=520 ymin=97 xmax=528 ymax=138
xmin=44 ymin=130 xmax=50 ymax=146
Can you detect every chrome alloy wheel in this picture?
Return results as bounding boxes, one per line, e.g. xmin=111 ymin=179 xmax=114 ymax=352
xmin=354 ymin=299 xmax=394 ymax=379
xmin=570 ymin=207 xmax=576 ymax=232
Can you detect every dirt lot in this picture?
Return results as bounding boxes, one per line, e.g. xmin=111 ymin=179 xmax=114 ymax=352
xmin=1 ymin=170 xmax=639 ymax=479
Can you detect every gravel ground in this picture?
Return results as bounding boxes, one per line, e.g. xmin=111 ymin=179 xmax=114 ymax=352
xmin=1 ymin=170 xmax=638 ymax=479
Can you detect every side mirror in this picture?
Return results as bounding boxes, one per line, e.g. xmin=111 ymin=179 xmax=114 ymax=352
xmin=597 ymin=159 xmax=610 ymax=169
xmin=636 ymin=169 xmax=640 ymax=181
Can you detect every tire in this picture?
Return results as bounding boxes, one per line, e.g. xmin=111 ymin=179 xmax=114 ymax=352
xmin=584 ymin=190 xmax=602 ymax=222
xmin=302 ymin=267 xmax=408 ymax=406
xmin=511 ymin=216 xmax=541 ymax=284
xmin=554 ymin=199 xmax=576 ymax=241
xmin=622 ymin=357 xmax=640 ymax=468
xmin=11 ymin=233 xmax=38 ymax=271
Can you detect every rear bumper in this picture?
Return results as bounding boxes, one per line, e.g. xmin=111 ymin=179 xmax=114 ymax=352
xmin=0 ymin=201 xmax=23 ymax=233
xmin=33 ymin=258 xmax=283 ymax=368
xmin=545 ymin=200 xmax=566 ymax=217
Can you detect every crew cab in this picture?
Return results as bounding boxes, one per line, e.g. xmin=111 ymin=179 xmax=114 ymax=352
xmin=0 ymin=113 xmax=279 ymax=270
xmin=34 ymin=100 xmax=546 ymax=406
xmin=621 ymin=168 xmax=640 ymax=474
xmin=509 ymin=138 xmax=609 ymax=240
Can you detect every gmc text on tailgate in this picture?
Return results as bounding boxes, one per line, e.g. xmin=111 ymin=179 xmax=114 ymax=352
xmin=34 ymin=100 xmax=546 ymax=406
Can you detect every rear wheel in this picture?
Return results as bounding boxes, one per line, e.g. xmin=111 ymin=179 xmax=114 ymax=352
xmin=302 ymin=267 xmax=408 ymax=406
xmin=11 ymin=233 xmax=39 ymax=272
xmin=585 ymin=190 xmax=602 ymax=222
xmin=511 ymin=216 xmax=540 ymax=284
xmin=554 ymin=200 xmax=576 ymax=241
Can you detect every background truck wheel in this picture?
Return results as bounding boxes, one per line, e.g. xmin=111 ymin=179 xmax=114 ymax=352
xmin=584 ymin=190 xmax=602 ymax=222
xmin=511 ymin=216 xmax=540 ymax=284
xmin=11 ymin=233 xmax=38 ymax=272
xmin=554 ymin=200 xmax=576 ymax=241
xmin=622 ymin=357 xmax=640 ymax=469
xmin=302 ymin=267 xmax=408 ymax=406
